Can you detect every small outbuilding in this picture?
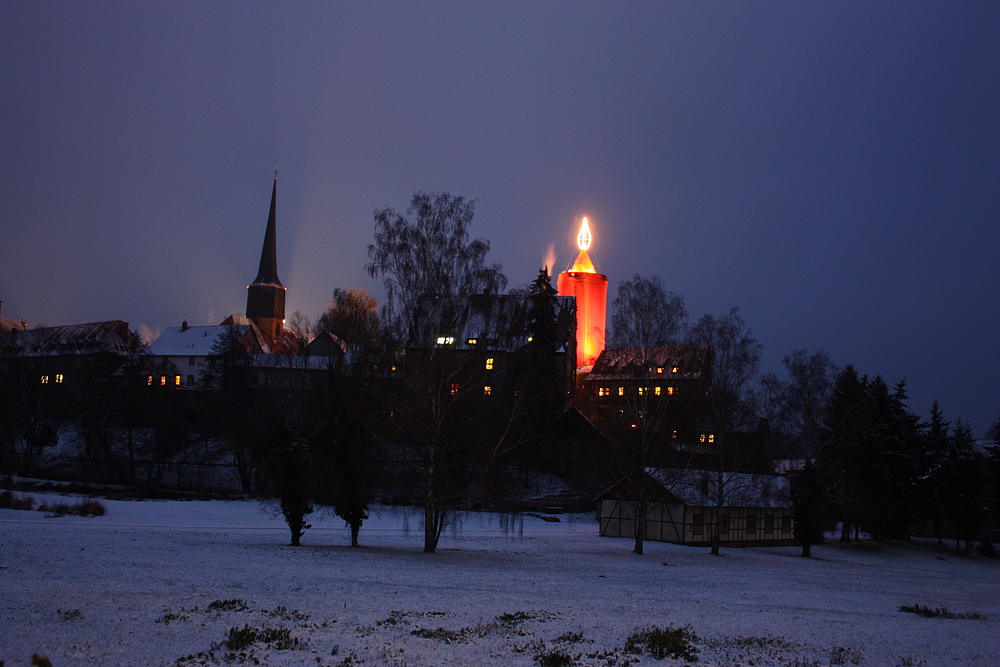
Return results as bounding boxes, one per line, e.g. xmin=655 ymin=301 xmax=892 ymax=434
xmin=598 ymin=468 xmax=795 ymax=546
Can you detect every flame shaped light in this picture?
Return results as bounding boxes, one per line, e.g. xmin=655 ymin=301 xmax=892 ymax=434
xmin=577 ymin=217 xmax=592 ymax=251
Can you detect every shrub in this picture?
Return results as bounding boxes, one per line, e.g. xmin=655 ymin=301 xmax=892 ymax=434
xmin=898 ymin=604 xmax=982 ymax=620
xmin=156 ymin=612 xmax=189 ymax=624
xmin=497 ymin=611 xmax=535 ymax=625
xmin=410 ymin=627 xmax=464 ymax=643
xmin=0 ymin=491 xmax=35 ymax=510
xmin=223 ymin=625 xmax=303 ymax=651
xmin=625 ymin=626 xmax=699 ymax=662
xmin=78 ymin=499 xmax=106 ymax=516
xmin=39 ymin=499 xmax=106 ymax=517
xmin=976 ymin=541 xmax=997 ymax=558
xmin=207 ymin=598 xmax=249 ymax=612
xmin=555 ymin=631 xmax=585 ymax=644
xmin=57 ymin=609 xmax=84 ymax=621
xmin=535 ymin=649 xmax=574 ymax=666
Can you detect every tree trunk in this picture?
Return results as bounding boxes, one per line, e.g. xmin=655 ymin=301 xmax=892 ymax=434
xmin=633 ymin=501 xmax=646 ymax=555
xmin=350 ymin=522 xmax=360 ymax=547
xmin=800 ymin=542 xmax=812 ymax=558
xmin=424 ymin=483 xmax=439 ymax=553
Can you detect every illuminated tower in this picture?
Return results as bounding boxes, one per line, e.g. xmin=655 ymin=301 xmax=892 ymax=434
xmin=557 ymin=217 xmax=608 ymax=368
xmin=245 ymin=176 xmax=286 ymax=340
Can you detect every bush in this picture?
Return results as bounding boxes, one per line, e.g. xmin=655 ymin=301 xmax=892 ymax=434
xmin=0 ymin=491 xmax=35 ymax=510
xmin=898 ymin=604 xmax=983 ymax=620
xmin=223 ymin=625 xmax=303 ymax=651
xmin=625 ymin=626 xmax=699 ymax=662
xmin=207 ymin=598 xmax=249 ymax=612
xmin=39 ymin=499 xmax=106 ymax=517
xmin=976 ymin=541 xmax=997 ymax=558
xmin=535 ymin=649 xmax=574 ymax=666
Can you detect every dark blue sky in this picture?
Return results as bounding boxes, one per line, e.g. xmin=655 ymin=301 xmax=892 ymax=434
xmin=2 ymin=2 xmax=998 ymax=435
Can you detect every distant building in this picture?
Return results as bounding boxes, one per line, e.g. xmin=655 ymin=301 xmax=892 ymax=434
xmin=598 ymin=467 xmax=795 ymax=546
xmin=145 ymin=321 xmax=270 ymax=389
xmin=0 ymin=320 xmax=143 ymax=385
xmin=245 ymin=176 xmax=286 ymax=341
xmin=0 ymin=300 xmax=27 ymax=336
xmin=579 ymin=345 xmax=712 ymax=447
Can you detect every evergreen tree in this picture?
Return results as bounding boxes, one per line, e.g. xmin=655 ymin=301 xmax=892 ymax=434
xmin=819 ymin=365 xmax=868 ymax=541
xmin=940 ymin=421 xmax=984 ymax=553
xmin=792 ymin=462 xmax=826 ymax=557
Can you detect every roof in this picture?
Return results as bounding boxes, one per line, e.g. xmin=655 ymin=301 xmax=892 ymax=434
xmin=587 ymin=345 xmax=710 ymax=382
xmin=647 ymin=468 xmax=791 ymax=508
xmin=250 ymin=178 xmax=283 ymax=287
xmin=0 ymin=320 xmax=142 ymax=357
xmin=413 ymin=293 xmax=575 ymax=351
xmin=149 ymin=325 xmax=261 ymax=357
xmin=0 ymin=317 xmax=26 ymax=335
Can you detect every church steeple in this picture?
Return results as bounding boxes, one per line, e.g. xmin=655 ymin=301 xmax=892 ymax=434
xmin=246 ymin=175 xmax=286 ymax=339
xmin=251 ymin=177 xmax=283 ymax=287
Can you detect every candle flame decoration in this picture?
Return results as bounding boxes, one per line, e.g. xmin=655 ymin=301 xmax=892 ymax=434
xmin=577 ymin=217 xmax=592 ymax=251
xmin=558 ymin=214 xmax=608 ymax=368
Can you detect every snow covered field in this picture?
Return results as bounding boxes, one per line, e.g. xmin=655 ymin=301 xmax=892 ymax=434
xmin=2 ymin=495 xmax=998 ymax=667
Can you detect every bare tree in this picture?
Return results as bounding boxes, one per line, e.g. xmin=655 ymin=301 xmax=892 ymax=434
xmin=761 ymin=348 xmax=838 ymax=459
xmin=602 ymin=275 xmax=694 ymax=555
xmin=688 ymin=307 xmax=765 ymax=555
xmin=366 ymin=191 xmax=506 ymax=344
xmin=365 ymin=191 xmax=515 ymax=553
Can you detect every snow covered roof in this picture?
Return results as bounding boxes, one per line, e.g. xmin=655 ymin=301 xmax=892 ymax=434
xmin=647 ymin=468 xmax=791 ymax=508
xmin=0 ymin=320 xmax=142 ymax=357
xmin=149 ymin=325 xmax=254 ymax=357
xmin=587 ymin=345 xmax=710 ymax=381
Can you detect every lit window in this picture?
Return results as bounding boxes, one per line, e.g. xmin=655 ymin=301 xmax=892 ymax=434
xmin=174 ymin=375 xmax=181 ymax=386
xmin=671 ymin=366 xmax=679 ymax=374
xmin=483 ymin=385 xmax=491 ymax=395
xmin=699 ymin=433 xmax=706 ymax=443
xmin=55 ymin=374 xmax=64 ymax=383
xmin=485 ymin=357 xmax=494 ymax=370
xmin=147 ymin=375 xmax=153 ymax=386
xmin=598 ymin=387 xmax=610 ymax=397
xmin=467 ymin=338 xmax=477 ymax=345
xmin=656 ymin=367 xmax=664 ymax=374
xmin=390 ymin=365 xmax=396 ymax=372
xmin=160 ymin=376 xmax=167 ymax=386
xmin=617 ymin=386 xmax=624 ymax=396
xmin=526 ymin=336 xmax=533 ymax=342
xmin=450 ymin=383 xmax=459 ymax=395
xmin=667 ymin=386 xmax=675 ymax=396
xmin=40 ymin=375 xmax=49 ymax=384
xmin=638 ymin=387 xmax=645 ymax=396
xmin=654 ymin=386 xmax=661 ymax=396
xmin=707 ymin=433 xmax=715 ymax=443
xmin=436 ymin=336 xmax=455 ymax=345
xmin=672 ymin=430 xmax=678 ymax=440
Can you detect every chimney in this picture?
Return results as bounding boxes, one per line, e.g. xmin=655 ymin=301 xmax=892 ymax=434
xmin=181 ymin=321 xmax=189 ymax=332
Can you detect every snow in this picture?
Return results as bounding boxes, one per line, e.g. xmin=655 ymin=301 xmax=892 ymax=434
xmin=2 ymin=495 xmax=998 ymax=667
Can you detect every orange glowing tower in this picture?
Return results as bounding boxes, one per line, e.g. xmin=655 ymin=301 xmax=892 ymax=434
xmin=557 ymin=217 xmax=609 ymax=368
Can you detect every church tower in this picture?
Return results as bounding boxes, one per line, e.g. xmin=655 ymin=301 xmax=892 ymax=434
xmin=245 ymin=176 xmax=285 ymax=340
xmin=557 ymin=217 xmax=608 ymax=368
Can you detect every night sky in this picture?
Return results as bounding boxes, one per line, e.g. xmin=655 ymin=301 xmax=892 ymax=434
xmin=2 ymin=2 xmax=997 ymax=435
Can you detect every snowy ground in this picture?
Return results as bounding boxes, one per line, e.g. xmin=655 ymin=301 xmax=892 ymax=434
xmin=1 ymin=494 xmax=998 ymax=667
